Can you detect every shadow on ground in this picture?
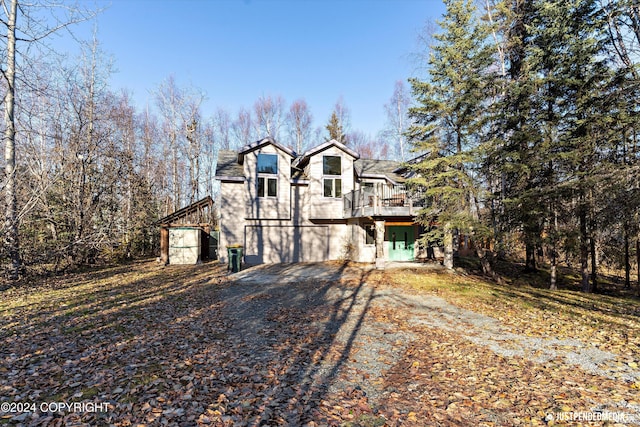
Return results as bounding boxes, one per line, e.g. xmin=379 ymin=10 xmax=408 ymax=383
xmin=0 ymin=260 xmax=388 ymax=425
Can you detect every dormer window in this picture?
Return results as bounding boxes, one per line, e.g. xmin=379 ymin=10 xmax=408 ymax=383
xmin=323 ymin=155 xmax=342 ymax=198
xmin=257 ymin=153 xmax=278 ymax=198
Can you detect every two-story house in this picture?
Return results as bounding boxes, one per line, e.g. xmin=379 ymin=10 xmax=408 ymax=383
xmin=215 ymin=137 xmax=426 ymax=267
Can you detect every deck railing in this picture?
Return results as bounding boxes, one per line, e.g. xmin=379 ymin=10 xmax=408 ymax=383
xmin=343 ymin=184 xmax=426 ymax=218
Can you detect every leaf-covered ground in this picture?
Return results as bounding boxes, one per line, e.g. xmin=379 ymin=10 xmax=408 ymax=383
xmin=0 ymin=260 xmax=639 ymax=426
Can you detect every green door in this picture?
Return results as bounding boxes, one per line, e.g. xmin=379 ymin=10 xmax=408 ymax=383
xmin=387 ymin=226 xmax=414 ymax=261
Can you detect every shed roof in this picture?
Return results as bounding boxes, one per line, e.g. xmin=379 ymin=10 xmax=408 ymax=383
xmin=155 ymin=196 xmax=214 ymax=226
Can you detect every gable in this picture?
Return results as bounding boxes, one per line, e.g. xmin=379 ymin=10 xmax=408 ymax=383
xmin=238 ymin=137 xmax=296 ymax=163
xmin=293 ymin=139 xmax=359 ymax=170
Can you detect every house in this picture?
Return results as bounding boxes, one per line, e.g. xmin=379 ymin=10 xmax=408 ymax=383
xmin=214 ymin=137 xmax=428 ymax=267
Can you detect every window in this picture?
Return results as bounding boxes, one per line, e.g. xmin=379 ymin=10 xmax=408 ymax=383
xmin=257 ymin=153 xmax=277 ymax=197
xmin=323 ymin=156 xmax=341 ymax=175
xmin=365 ymin=224 xmax=375 ymax=245
xmin=324 ymin=178 xmax=342 ymax=198
xmin=258 ymin=177 xmax=277 ymax=197
xmin=257 ymin=154 xmax=278 ymax=174
xmin=323 ymin=155 xmax=342 ymax=198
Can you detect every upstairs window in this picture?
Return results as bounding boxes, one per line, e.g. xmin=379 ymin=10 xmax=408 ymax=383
xmin=323 ymin=155 xmax=342 ymax=198
xmin=324 ymin=178 xmax=342 ymax=198
xmin=323 ymin=156 xmax=341 ymax=175
xmin=257 ymin=153 xmax=278 ymax=197
xmin=257 ymin=177 xmax=277 ymax=197
xmin=257 ymin=154 xmax=278 ymax=174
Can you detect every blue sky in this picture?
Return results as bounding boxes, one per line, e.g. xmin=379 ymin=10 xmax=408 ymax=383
xmin=69 ymin=0 xmax=446 ymax=138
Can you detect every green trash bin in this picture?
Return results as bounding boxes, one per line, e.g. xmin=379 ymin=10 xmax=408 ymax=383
xmin=227 ymin=246 xmax=243 ymax=273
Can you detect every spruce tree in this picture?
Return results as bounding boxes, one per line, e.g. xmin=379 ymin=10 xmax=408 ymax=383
xmin=325 ymin=111 xmax=346 ymax=144
xmin=407 ymin=0 xmax=494 ymax=270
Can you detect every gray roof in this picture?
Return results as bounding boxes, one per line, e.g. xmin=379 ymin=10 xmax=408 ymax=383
xmin=293 ymin=139 xmax=359 ymax=169
xmin=215 ymin=146 xmax=410 ymax=184
xmin=239 ymin=137 xmax=296 ymax=158
xmin=215 ymin=150 xmax=244 ymax=179
xmin=355 ymin=158 xmax=406 ymax=183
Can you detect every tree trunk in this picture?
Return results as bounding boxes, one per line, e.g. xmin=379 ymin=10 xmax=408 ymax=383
xmin=590 ymin=235 xmax=598 ymax=293
xmin=550 ymin=207 xmax=559 ymax=290
xmin=636 ymin=237 xmax=640 ymax=297
xmin=579 ymin=205 xmax=590 ymax=292
xmin=443 ymin=222 xmax=454 ymax=270
xmin=525 ymin=240 xmax=537 ymax=272
xmin=625 ymin=229 xmax=631 ymax=289
xmin=3 ymin=0 xmax=20 ymax=280
xmin=476 ymin=244 xmax=499 ymax=283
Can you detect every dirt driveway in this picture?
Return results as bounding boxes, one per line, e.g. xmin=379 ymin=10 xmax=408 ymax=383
xmin=2 ymin=260 xmax=639 ymax=425
xmin=220 ymin=262 xmax=640 ymax=426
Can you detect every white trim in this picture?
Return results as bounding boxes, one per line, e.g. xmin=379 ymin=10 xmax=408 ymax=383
xmin=215 ymin=176 xmax=245 ymax=182
xmin=291 ymin=179 xmax=310 ymax=185
xmin=358 ymin=173 xmax=399 ymax=185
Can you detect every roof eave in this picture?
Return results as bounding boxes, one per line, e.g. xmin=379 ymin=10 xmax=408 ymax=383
xmin=238 ymin=136 xmax=296 ymax=162
xmin=215 ymin=176 xmax=245 ymax=182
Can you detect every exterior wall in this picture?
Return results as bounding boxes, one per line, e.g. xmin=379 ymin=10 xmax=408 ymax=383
xmin=244 ymin=145 xmax=292 ymax=220
xmin=244 ymin=224 xmax=329 ymax=264
xmin=292 ymin=183 xmax=310 ymax=225
xmin=346 ymin=220 xmax=376 ymax=263
xmin=326 ymin=222 xmax=351 ymax=260
xmin=307 ymin=146 xmax=356 ymax=219
xmin=359 ymin=221 xmax=377 ymax=262
xmin=218 ymin=181 xmax=246 ymax=263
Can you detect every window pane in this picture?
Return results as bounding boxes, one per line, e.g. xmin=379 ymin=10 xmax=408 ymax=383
xmin=257 ymin=177 xmax=265 ymax=197
xmin=335 ymin=179 xmax=342 ymax=197
xmin=257 ymin=154 xmax=278 ymax=174
xmin=365 ymin=225 xmax=375 ymax=245
xmin=323 ymin=156 xmax=341 ymax=175
xmin=267 ymin=178 xmax=277 ymax=197
xmin=324 ymin=179 xmax=333 ymax=197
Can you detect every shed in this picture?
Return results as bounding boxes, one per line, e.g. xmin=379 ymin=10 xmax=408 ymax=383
xmin=155 ymin=196 xmax=217 ymax=265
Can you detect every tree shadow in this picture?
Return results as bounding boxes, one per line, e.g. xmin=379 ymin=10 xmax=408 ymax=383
xmin=0 ymin=260 xmax=381 ymax=425
xmin=213 ymin=261 xmax=379 ymax=424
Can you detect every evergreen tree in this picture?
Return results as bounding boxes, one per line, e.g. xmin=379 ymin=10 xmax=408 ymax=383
xmin=407 ymin=0 xmax=494 ymax=270
xmin=325 ymin=111 xmax=346 ymax=144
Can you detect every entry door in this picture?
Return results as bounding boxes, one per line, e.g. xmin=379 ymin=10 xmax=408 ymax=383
xmin=387 ymin=226 xmax=414 ymax=261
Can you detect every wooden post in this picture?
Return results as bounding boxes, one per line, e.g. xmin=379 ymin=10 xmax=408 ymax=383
xmin=375 ymin=219 xmax=385 ymax=269
xmin=160 ymin=226 xmax=169 ymax=265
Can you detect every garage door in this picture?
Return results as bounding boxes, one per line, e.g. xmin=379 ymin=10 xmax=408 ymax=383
xmin=244 ymin=225 xmax=329 ymax=264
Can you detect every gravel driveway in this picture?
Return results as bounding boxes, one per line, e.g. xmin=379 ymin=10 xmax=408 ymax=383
xmin=220 ymin=262 xmax=640 ymax=424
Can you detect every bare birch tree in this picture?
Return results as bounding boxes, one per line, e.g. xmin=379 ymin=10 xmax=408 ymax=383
xmin=286 ymin=98 xmax=312 ymax=154
xmin=1 ymin=0 xmax=94 ymax=280
xmin=253 ymin=95 xmax=285 ymax=141
xmin=3 ymin=0 xmax=19 ymax=280
xmin=232 ymin=107 xmax=255 ymax=147
xmin=382 ymin=80 xmax=411 ymax=161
